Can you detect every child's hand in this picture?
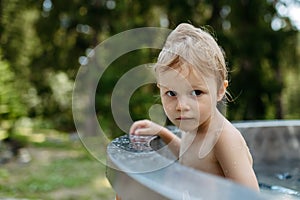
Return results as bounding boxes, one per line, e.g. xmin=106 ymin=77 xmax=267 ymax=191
xmin=130 ymin=120 xmax=164 ymax=136
xmin=130 ymin=120 xmax=180 ymax=157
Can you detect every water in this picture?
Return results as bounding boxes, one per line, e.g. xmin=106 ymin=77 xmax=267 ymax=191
xmin=112 ymin=134 xmax=155 ymax=153
xmin=111 ymin=133 xmax=300 ymax=199
xmin=255 ymin=159 xmax=300 ymax=199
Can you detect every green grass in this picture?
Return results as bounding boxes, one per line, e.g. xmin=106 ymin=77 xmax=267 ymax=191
xmin=13 ymin=156 xmax=97 ymax=192
xmin=0 ymin=139 xmax=116 ymax=200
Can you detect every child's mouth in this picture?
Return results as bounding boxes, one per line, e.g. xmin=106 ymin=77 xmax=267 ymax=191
xmin=176 ymin=117 xmax=193 ymax=120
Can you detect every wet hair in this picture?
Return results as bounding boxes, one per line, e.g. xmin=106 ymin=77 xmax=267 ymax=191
xmin=155 ymin=23 xmax=228 ymax=90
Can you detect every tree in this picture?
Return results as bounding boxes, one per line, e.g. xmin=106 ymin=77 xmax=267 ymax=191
xmin=0 ymin=0 xmax=299 ymax=139
xmin=199 ymin=0 xmax=299 ymax=120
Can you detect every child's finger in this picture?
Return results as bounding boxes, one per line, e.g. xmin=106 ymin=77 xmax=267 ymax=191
xmin=134 ymin=127 xmax=152 ymax=136
xmin=129 ymin=122 xmax=141 ymax=134
xmin=130 ymin=120 xmax=150 ymax=134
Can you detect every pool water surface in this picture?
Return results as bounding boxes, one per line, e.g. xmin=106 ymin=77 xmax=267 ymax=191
xmin=255 ymin=159 xmax=300 ymax=199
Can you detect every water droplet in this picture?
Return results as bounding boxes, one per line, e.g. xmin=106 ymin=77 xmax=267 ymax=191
xmin=112 ymin=135 xmax=154 ymax=153
xmin=275 ymin=172 xmax=292 ymax=180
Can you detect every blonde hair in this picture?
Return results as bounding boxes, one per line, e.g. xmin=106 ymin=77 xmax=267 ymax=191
xmin=156 ymin=23 xmax=228 ymax=89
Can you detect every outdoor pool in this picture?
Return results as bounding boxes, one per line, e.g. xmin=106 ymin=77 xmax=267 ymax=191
xmin=106 ymin=120 xmax=300 ymax=199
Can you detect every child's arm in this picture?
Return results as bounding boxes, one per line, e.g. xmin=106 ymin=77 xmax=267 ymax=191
xmin=214 ymin=128 xmax=260 ymax=191
xmin=130 ymin=120 xmax=181 ymax=157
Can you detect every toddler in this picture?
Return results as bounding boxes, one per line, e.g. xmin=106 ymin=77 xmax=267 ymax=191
xmin=130 ymin=23 xmax=259 ymax=191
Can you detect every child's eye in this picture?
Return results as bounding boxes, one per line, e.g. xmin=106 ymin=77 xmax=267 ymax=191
xmin=166 ymin=91 xmax=177 ymax=97
xmin=191 ymin=90 xmax=202 ymax=96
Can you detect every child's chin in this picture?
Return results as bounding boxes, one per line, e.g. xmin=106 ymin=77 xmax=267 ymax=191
xmin=176 ymin=124 xmax=198 ymax=133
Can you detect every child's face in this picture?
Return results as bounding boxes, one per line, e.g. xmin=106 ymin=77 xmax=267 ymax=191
xmin=157 ymin=68 xmax=220 ymax=132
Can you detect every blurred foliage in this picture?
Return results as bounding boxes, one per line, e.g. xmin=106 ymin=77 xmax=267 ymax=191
xmin=0 ymin=54 xmax=27 ymax=119
xmin=0 ymin=139 xmax=115 ymax=199
xmin=0 ymin=0 xmax=299 ymax=139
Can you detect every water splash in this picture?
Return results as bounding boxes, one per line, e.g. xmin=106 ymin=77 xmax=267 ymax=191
xmin=260 ymin=183 xmax=300 ymax=197
xmin=276 ymin=172 xmax=292 ymax=180
xmin=112 ymin=135 xmax=155 ymax=153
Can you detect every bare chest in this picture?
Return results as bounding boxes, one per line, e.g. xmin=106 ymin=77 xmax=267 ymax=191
xmin=179 ymin=142 xmax=224 ymax=176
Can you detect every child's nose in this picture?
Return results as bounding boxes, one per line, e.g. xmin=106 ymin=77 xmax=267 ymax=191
xmin=176 ymin=98 xmax=190 ymax=111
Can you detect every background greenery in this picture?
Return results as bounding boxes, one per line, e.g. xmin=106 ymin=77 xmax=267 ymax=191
xmin=0 ymin=0 xmax=299 ymax=199
xmin=0 ymin=136 xmax=116 ymax=199
xmin=0 ymin=0 xmax=299 ymax=143
xmin=0 ymin=0 xmax=300 ymax=140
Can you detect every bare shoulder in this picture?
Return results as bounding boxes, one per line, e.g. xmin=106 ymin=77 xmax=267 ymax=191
xmin=213 ymin=119 xmax=259 ymax=190
xmin=213 ymin=117 xmax=255 ymax=169
xmin=215 ymin=119 xmax=245 ymax=149
xmin=214 ymin=118 xmax=252 ymax=164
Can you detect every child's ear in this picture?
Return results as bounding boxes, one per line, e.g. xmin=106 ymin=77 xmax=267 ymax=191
xmin=217 ymin=80 xmax=228 ymax=101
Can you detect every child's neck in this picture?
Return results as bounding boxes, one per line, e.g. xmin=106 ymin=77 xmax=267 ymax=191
xmin=196 ymin=108 xmax=224 ymax=135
